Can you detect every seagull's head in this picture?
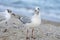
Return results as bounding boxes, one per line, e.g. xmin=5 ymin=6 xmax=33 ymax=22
xmin=7 ymin=9 xmax=12 ymax=13
xmin=35 ymin=7 xmax=40 ymax=11
xmin=34 ymin=7 xmax=40 ymax=15
xmin=5 ymin=9 xmax=13 ymax=14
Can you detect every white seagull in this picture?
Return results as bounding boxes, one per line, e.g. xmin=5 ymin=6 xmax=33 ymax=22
xmin=0 ymin=9 xmax=12 ymax=24
xmin=20 ymin=7 xmax=41 ymax=39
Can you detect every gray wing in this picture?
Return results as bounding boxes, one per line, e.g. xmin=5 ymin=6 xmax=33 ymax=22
xmin=20 ymin=16 xmax=31 ymax=24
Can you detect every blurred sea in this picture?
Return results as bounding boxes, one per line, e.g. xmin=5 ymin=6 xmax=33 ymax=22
xmin=0 ymin=0 xmax=60 ymax=22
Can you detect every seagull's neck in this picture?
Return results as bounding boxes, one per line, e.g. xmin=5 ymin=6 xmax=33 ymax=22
xmin=5 ymin=11 xmax=9 ymax=15
xmin=31 ymin=13 xmax=41 ymax=25
xmin=33 ymin=14 xmax=40 ymax=18
xmin=5 ymin=10 xmax=11 ymax=15
xmin=5 ymin=10 xmax=11 ymax=20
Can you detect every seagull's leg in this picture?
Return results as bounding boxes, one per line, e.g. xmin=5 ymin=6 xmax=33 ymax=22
xmin=31 ymin=27 xmax=36 ymax=39
xmin=31 ymin=28 xmax=34 ymax=38
xmin=26 ymin=29 xmax=30 ymax=40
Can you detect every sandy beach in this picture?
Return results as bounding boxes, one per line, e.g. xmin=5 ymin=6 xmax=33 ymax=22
xmin=0 ymin=14 xmax=60 ymax=40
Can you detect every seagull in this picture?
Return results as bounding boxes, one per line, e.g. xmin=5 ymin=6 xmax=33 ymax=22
xmin=0 ymin=9 xmax=12 ymax=24
xmin=20 ymin=7 xmax=41 ymax=39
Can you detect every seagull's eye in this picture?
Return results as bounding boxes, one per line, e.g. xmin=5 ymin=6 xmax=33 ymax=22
xmin=38 ymin=8 xmax=40 ymax=10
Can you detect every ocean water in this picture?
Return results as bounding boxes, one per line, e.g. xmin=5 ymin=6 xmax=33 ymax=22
xmin=0 ymin=0 xmax=60 ymax=22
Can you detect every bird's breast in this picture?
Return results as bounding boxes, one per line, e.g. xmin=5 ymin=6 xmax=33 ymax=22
xmin=5 ymin=13 xmax=11 ymax=20
xmin=31 ymin=17 xmax=41 ymax=25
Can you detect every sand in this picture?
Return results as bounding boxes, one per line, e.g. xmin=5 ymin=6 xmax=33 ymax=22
xmin=0 ymin=14 xmax=60 ymax=40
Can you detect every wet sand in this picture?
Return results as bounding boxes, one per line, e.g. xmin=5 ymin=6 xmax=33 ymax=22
xmin=0 ymin=14 xmax=60 ymax=40
xmin=42 ymin=19 xmax=60 ymax=27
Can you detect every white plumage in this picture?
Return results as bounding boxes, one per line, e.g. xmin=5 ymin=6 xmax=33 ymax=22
xmin=0 ymin=9 xmax=12 ymax=24
xmin=24 ymin=12 xmax=41 ymax=29
xmin=20 ymin=7 xmax=41 ymax=28
xmin=20 ymin=7 xmax=41 ymax=39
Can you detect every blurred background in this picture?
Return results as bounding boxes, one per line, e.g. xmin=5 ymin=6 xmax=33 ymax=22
xmin=0 ymin=0 xmax=60 ymax=22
